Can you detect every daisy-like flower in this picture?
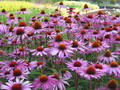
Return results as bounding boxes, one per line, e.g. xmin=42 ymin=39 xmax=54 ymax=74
xmin=7 ymin=68 xmax=30 ymax=80
xmin=0 ymin=50 xmax=8 ymax=57
xmin=92 ymin=63 xmax=108 ymax=73
xmin=5 ymin=26 xmax=14 ymax=37
xmin=60 ymin=69 xmax=72 ymax=79
xmin=56 ymin=1 xmax=67 ymax=8
xmin=2 ymin=60 xmax=27 ymax=71
xmin=52 ymin=73 xmax=70 ymax=90
xmin=32 ymin=74 xmax=57 ymax=90
xmin=77 ymin=65 xmax=104 ymax=80
xmin=74 ymin=30 xmax=90 ymax=40
xmin=66 ymin=58 xmax=88 ymax=72
xmin=95 ymin=79 xmax=119 ymax=90
xmin=30 ymin=46 xmax=48 ymax=56
xmin=16 ymin=8 xmax=32 ymax=14
xmin=49 ymin=34 xmax=69 ymax=46
xmin=11 ymin=47 xmax=29 ymax=56
xmin=113 ymin=36 xmax=120 ymax=44
xmin=7 ymin=40 xmax=20 ymax=45
xmin=31 ymin=61 xmax=46 ymax=70
xmin=81 ymin=4 xmax=91 ymax=12
xmin=103 ymin=27 xmax=118 ymax=36
xmin=0 ymin=9 xmax=9 ymax=16
xmin=9 ymin=27 xmax=28 ymax=41
xmin=37 ymin=10 xmax=48 ymax=16
xmin=70 ymin=40 xmax=87 ymax=51
xmin=50 ymin=43 xmax=74 ymax=58
xmin=107 ymin=62 xmax=120 ymax=76
xmin=90 ymin=30 xmax=102 ymax=38
xmin=89 ymin=41 xmax=109 ymax=52
xmin=7 ymin=16 xmax=18 ymax=25
xmin=1 ymin=78 xmax=33 ymax=90
xmin=98 ymin=50 xmax=118 ymax=63
xmin=31 ymin=21 xmax=43 ymax=34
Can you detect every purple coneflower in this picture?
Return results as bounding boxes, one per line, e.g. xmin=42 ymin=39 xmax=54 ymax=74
xmin=32 ymin=74 xmax=57 ymax=90
xmin=95 ymin=79 xmax=119 ymax=90
xmin=98 ymin=50 xmax=118 ymax=63
xmin=7 ymin=68 xmax=30 ymax=80
xmin=52 ymin=73 xmax=70 ymax=90
xmin=107 ymin=62 xmax=120 ymax=76
xmin=0 ymin=9 xmax=9 ymax=16
xmin=50 ymin=43 xmax=74 ymax=58
xmin=1 ymin=78 xmax=33 ymax=90
xmin=16 ymin=8 xmax=32 ymax=14
xmin=30 ymin=46 xmax=48 ymax=56
xmin=78 ymin=65 xmax=104 ymax=80
xmin=66 ymin=58 xmax=88 ymax=72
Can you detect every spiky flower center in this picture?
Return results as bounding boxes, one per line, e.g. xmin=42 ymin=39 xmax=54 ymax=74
xmin=19 ymin=21 xmax=27 ymax=27
xmin=65 ymin=18 xmax=72 ymax=23
xmin=40 ymin=75 xmax=48 ymax=82
xmin=110 ymin=62 xmax=118 ymax=67
xmin=104 ymin=50 xmax=112 ymax=57
xmin=92 ymin=41 xmax=101 ymax=48
xmin=19 ymin=48 xmax=25 ymax=51
xmin=16 ymin=28 xmax=25 ymax=35
xmin=55 ymin=29 xmax=61 ymax=33
xmin=0 ymin=51 xmax=3 ymax=55
xmin=11 ymin=40 xmax=17 ymax=44
xmin=18 ymin=17 xmax=22 ymax=19
xmin=80 ymin=30 xmax=86 ymax=34
xmin=87 ymin=14 xmax=93 ymax=18
xmin=9 ymin=26 xmax=14 ymax=32
xmin=52 ymin=73 xmax=59 ymax=79
xmin=20 ymin=8 xmax=26 ymax=11
xmin=37 ymin=61 xmax=43 ymax=66
xmin=13 ymin=69 xmax=22 ymax=76
xmin=44 ymin=18 xmax=49 ymax=22
xmin=27 ymin=32 xmax=34 ymax=37
xmin=59 ymin=44 xmax=66 ymax=50
xmin=59 ymin=2 xmax=64 ymax=5
xmin=98 ymin=10 xmax=103 ymax=15
xmin=105 ymin=34 xmax=110 ymax=39
xmin=106 ymin=27 xmax=112 ymax=32
xmin=115 ymin=36 xmax=120 ymax=41
xmin=12 ymin=83 xmax=22 ymax=90
xmin=46 ymin=31 xmax=53 ymax=35
xmin=93 ymin=31 xmax=98 ymax=34
xmin=33 ymin=21 xmax=42 ymax=29
xmin=55 ymin=9 xmax=59 ymax=11
xmin=9 ymin=61 xmax=17 ymax=67
xmin=55 ymin=34 xmax=63 ymax=42
xmin=74 ymin=61 xmax=82 ymax=67
xmin=95 ymin=64 xmax=103 ymax=69
xmin=2 ymin=9 xmax=6 ymax=12
xmin=9 ymin=13 xmax=14 ymax=16
xmin=9 ymin=16 xmax=15 ymax=19
xmin=84 ymin=4 xmax=89 ymax=9
xmin=86 ymin=66 xmax=96 ymax=75
xmin=41 ymin=10 xmax=45 ymax=14
xmin=37 ymin=46 xmax=44 ymax=51
xmin=108 ymin=79 xmax=118 ymax=89
xmin=83 ymin=25 xmax=90 ymax=29
xmin=72 ymin=41 xmax=79 ymax=48
xmin=4 ymin=71 xmax=10 ymax=75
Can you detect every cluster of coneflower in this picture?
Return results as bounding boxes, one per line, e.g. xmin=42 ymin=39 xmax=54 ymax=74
xmin=0 ymin=2 xmax=120 ymax=90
